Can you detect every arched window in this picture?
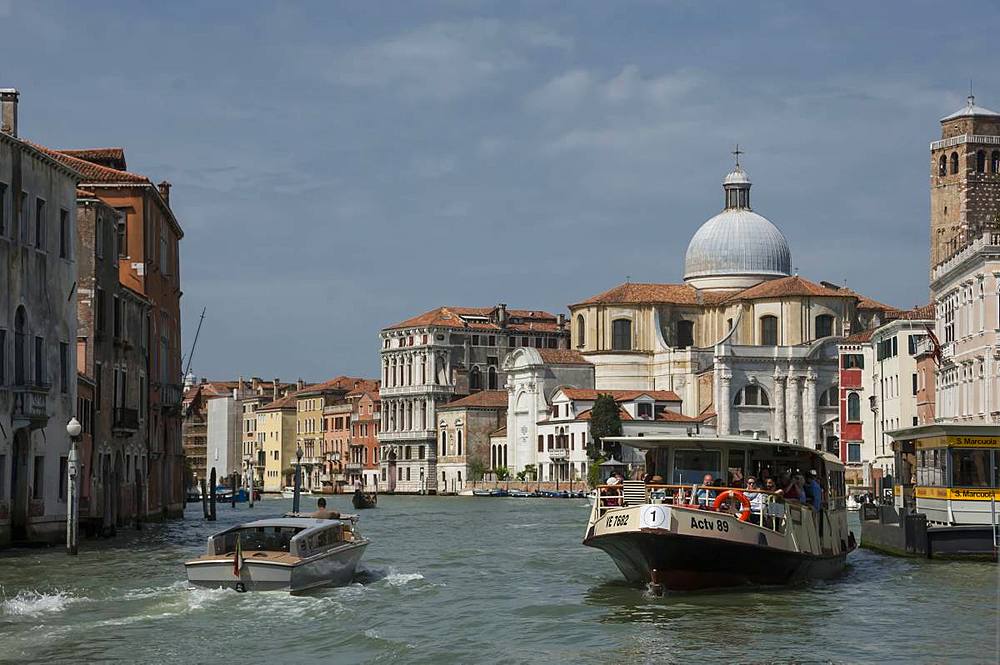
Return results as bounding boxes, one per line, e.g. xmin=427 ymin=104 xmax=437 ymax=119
xmin=818 ymin=386 xmax=838 ymax=407
xmin=938 ymin=154 xmax=947 ymax=176
xmin=847 ymin=392 xmax=861 ymax=422
xmin=487 ymin=366 xmax=497 ymax=390
xmin=734 ymin=384 xmax=770 ymax=406
xmin=469 ymin=366 xmax=482 ymax=391
xmin=503 ymin=444 xmax=508 ymax=467
xmin=439 ymin=431 xmax=446 ymax=457
xmin=611 ymin=318 xmax=632 ymax=351
xmin=976 ymin=150 xmax=986 ymax=174
xmin=760 ymin=315 xmax=778 ymax=346
xmin=576 ymin=314 xmax=585 ymax=348
xmin=676 ymin=320 xmax=694 ymax=348
xmin=457 ymin=430 xmax=463 ymax=456
xmin=950 ymin=151 xmax=959 ymax=175
xmin=815 ymin=314 xmax=834 ymax=339
xmin=992 ymin=151 xmax=1000 ymax=174
xmin=14 ymin=306 xmax=26 ymax=385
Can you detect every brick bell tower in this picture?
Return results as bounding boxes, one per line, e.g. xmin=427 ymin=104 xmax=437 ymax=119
xmin=929 ymin=93 xmax=1000 ymax=272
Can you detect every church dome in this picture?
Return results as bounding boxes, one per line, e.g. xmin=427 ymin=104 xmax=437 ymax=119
xmin=684 ymin=166 xmax=792 ymax=290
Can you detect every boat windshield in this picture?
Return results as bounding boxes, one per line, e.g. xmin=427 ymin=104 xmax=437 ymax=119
xmin=672 ymin=449 xmax=721 ymax=484
xmin=226 ymin=526 xmax=303 ymax=553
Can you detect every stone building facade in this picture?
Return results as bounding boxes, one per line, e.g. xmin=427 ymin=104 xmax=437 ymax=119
xmin=569 ymin=164 xmax=896 ymax=454
xmin=378 ymin=304 xmax=569 ymax=493
xmin=0 ymin=89 xmax=80 ymax=546
xmin=436 ymin=390 xmax=508 ymax=492
xmin=929 ymin=95 xmax=1000 ymax=269
xmin=257 ymin=393 xmax=297 ymax=492
xmin=238 ymin=378 xmax=295 ymax=487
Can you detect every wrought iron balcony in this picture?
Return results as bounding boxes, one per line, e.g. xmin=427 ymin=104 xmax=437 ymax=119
xmin=112 ymin=407 xmax=140 ymax=434
xmin=12 ymin=384 xmax=49 ymax=430
xmin=345 ymin=462 xmax=363 ymax=472
xmin=547 ymin=448 xmax=569 ymax=460
xmin=161 ymin=383 xmax=183 ymax=410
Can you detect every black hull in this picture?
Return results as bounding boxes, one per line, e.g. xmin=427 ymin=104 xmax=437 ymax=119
xmin=352 ymin=493 xmax=377 ymax=509
xmin=584 ymin=530 xmax=847 ymax=591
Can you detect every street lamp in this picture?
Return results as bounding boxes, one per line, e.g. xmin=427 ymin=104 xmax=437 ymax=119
xmin=292 ymin=446 xmax=304 ymax=514
xmin=244 ymin=455 xmax=255 ymax=508
xmin=65 ymin=417 xmax=82 ymax=556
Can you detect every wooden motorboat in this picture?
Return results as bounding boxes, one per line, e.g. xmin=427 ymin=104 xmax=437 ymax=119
xmin=352 ymin=489 xmax=377 ymax=509
xmin=185 ymin=517 xmax=368 ymax=593
xmin=584 ymin=435 xmax=856 ymax=592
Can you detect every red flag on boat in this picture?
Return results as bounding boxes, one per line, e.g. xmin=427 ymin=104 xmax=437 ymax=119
xmin=233 ymin=538 xmax=243 ymax=577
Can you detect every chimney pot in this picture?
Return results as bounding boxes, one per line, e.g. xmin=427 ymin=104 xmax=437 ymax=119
xmin=158 ymin=180 xmax=172 ymax=207
xmin=1 ymin=88 xmax=18 ymax=137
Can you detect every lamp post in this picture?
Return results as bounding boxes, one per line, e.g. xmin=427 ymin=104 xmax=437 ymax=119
xmin=65 ymin=417 xmax=82 ymax=556
xmin=330 ymin=451 xmax=341 ymax=493
xmin=244 ymin=455 xmax=254 ymax=508
xmin=292 ymin=446 xmax=303 ymax=514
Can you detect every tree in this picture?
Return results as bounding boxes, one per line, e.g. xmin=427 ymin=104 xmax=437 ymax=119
xmin=588 ymin=455 xmax=605 ymax=489
xmin=589 ymin=393 xmax=622 ymax=460
xmin=495 ymin=466 xmax=511 ymax=481
xmin=468 ymin=458 xmax=487 ymax=482
xmin=516 ymin=464 xmax=537 ymax=481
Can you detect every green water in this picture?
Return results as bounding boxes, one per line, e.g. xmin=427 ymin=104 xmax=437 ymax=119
xmin=0 ymin=496 xmax=996 ymax=664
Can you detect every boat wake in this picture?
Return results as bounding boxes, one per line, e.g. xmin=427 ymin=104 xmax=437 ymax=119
xmin=0 ymin=589 xmax=77 ymax=618
xmin=354 ymin=565 xmax=427 ymax=588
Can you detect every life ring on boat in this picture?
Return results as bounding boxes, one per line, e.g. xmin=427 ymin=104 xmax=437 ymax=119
xmin=712 ymin=490 xmax=751 ymax=522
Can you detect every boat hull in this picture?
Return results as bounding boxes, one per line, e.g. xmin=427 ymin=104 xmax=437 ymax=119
xmin=185 ymin=541 xmax=368 ymax=593
xmin=584 ymin=530 xmax=847 ymax=591
xmin=352 ymin=493 xmax=377 ymax=509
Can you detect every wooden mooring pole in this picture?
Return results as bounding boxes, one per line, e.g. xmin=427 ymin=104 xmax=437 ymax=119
xmin=209 ymin=468 xmax=217 ymax=521
xmin=200 ymin=478 xmax=209 ymax=519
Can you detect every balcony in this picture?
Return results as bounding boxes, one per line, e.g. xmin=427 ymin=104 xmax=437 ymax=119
xmin=161 ymin=383 xmax=183 ymax=414
xmin=547 ymin=449 xmax=569 ymax=460
xmin=112 ymin=407 xmax=139 ymax=434
xmin=345 ymin=462 xmax=363 ymax=472
xmin=12 ymin=385 xmax=49 ymax=430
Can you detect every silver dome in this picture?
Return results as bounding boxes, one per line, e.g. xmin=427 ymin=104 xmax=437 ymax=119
xmin=683 ymin=166 xmax=791 ymax=288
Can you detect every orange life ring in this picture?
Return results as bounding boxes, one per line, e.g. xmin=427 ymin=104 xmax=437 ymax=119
xmin=713 ymin=490 xmax=751 ymax=522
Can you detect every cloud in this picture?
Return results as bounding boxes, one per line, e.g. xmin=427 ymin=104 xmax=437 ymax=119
xmin=327 ymin=19 xmax=571 ymax=101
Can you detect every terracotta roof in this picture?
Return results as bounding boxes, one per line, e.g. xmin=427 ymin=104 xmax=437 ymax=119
xmin=574 ymin=282 xmax=713 ymax=306
xmin=28 ymin=142 xmax=151 ymax=184
xmin=385 ymin=306 xmax=561 ymax=332
xmin=577 ymin=407 xmax=633 ymax=421
xmin=257 ymin=393 xmax=299 ymax=411
xmin=560 ymin=388 xmax=682 ymax=402
xmin=842 ymin=289 xmax=897 ymax=312
xmin=298 ymin=376 xmax=372 ymax=395
xmin=842 ymin=329 xmax=874 ymax=344
xmin=346 ymin=380 xmax=381 ymax=399
xmin=725 ymin=276 xmax=852 ymax=302
xmin=894 ymin=303 xmax=935 ymax=321
xmin=60 ymin=147 xmax=127 ymax=171
xmin=656 ymin=410 xmax=701 ymax=423
xmin=439 ymin=390 xmax=509 ymax=409
xmin=76 ymin=188 xmax=98 ymax=199
xmin=536 ymin=348 xmax=591 ymax=365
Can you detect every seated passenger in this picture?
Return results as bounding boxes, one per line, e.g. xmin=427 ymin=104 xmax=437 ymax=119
xmin=803 ymin=470 xmax=823 ymax=512
xmin=782 ymin=474 xmax=806 ymax=502
xmin=693 ymin=473 xmax=716 ymax=507
xmin=310 ymin=497 xmax=341 ymax=519
xmin=744 ymin=477 xmax=766 ymax=523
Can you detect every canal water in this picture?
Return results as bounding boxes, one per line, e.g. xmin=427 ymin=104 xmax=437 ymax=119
xmin=0 ymin=496 xmax=996 ymax=664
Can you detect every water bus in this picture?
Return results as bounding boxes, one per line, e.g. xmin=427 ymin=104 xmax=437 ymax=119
xmin=185 ymin=516 xmax=368 ymax=593
xmin=862 ymin=424 xmax=1000 ymax=559
xmin=583 ymin=434 xmax=855 ymax=591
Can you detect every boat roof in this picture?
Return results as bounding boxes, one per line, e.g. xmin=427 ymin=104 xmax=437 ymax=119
xmin=604 ymin=434 xmax=844 ymax=468
xmin=231 ymin=518 xmax=346 ymax=530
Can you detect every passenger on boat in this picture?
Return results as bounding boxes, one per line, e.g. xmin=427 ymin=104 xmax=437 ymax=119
xmin=694 ymin=473 xmax=717 ymax=507
xmin=803 ymin=470 xmax=823 ymax=512
xmin=764 ymin=478 xmax=777 ymax=492
xmin=744 ymin=477 xmax=766 ymax=524
xmin=782 ymin=474 xmax=806 ymax=502
xmin=310 ymin=497 xmax=341 ymax=519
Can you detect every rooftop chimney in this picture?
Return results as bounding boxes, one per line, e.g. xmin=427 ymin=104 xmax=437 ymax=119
xmin=1 ymin=88 xmax=18 ymax=137
xmin=273 ymin=378 xmax=279 ymax=401
xmin=497 ymin=303 xmax=508 ymax=327
xmin=557 ymin=313 xmax=566 ymax=330
xmin=296 ymin=378 xmax=305 ymax=391
xmin=158 ymin=180 xmax=172 ymax=207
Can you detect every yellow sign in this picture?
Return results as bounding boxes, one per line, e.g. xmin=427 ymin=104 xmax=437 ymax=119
xmin=916 ymin=486 xmax=1000 ymax=500
xmin=914 ymin=435 xmax=1000 ymax=449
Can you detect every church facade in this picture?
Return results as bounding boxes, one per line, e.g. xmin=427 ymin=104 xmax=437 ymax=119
xmin=569 ymin=162 xmax=896 ymax=453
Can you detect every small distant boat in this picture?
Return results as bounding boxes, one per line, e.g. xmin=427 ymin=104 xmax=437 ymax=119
xmin=352 ymin=489 xmax=378 ymax=509
xmin=282 ymin=486 xmax=314 ymax=499
xmin=472 ymin=489 xmax=492 ymax=497
xmin=186 ymin=488 xmax=203 ymax=503
xmin=185 ymin=516 xmax=368 ymax=593
xmin=472 ymin=488 xmax=510 ymax=497
xmin=508 ymin=489 xmax=533 ymax=498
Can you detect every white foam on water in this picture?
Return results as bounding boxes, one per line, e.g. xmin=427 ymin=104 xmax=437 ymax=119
xmin=385 ymin=570 xmax=425 ymax=587
xmin=1 ymin=590 xmax=76 ymax=617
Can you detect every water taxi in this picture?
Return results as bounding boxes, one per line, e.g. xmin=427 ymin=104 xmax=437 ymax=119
xmin=863 ymin=424 xmax=1000 ymax=559
xmin=583 ymin=434 xmax=855 ymax=591
xmin=282 ymin=486 xmax=313 ymax=498
xmin=185 ymin=516 xmax=368 ymax=593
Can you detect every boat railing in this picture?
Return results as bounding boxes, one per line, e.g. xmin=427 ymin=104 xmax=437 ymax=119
xmin=595 ymin=483 xmax=791 ymax=533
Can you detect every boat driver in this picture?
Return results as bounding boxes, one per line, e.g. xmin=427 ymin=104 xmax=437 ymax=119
xmin=310 ymin=497 xmax=341 ymax=520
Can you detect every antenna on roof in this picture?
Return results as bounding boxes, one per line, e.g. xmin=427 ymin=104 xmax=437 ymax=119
xmin=969 ymin=78 xmax=975 ymax=107
xmin=732 ymin=143 xmax=744 ymax=168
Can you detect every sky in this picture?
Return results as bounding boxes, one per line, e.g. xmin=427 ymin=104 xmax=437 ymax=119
xmin=2 ymin=1 xmax=997 ymax=381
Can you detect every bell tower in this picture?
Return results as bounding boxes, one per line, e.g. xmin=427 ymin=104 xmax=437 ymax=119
xmin=929 ymin=93 xmax=1000 ymax=271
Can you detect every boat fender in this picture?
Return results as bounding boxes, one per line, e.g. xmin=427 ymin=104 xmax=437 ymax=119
xmin=712 ymin=490 xmax=751 ymax=522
